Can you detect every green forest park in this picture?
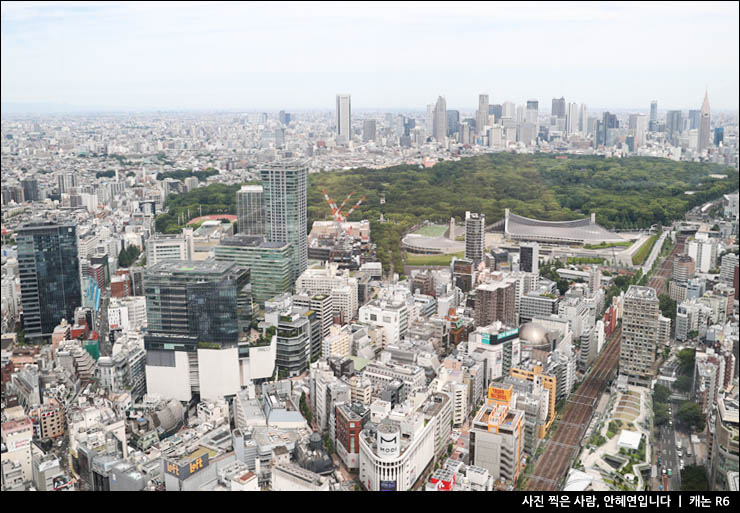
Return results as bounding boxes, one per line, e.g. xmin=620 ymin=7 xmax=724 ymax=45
xmin=155 ymin=154 xmax=738 ymax=274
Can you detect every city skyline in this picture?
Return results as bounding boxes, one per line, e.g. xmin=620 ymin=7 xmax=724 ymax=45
xmin=2 ymin=1 xmax=738 ymax=112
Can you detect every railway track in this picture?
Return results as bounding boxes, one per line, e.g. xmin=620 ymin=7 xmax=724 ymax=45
xmin=523 ymin=234 xmax=687 ymax=490
xmin=525 ymin=325 xmax=622 ymax=491
xmin=647 ymin=235 xmax=686 ymax=296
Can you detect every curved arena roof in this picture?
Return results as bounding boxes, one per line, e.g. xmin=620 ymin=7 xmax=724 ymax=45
xmin=505 ymin=210 xmax=624 ymax=244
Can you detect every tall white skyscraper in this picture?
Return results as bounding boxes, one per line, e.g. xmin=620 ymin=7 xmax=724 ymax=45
xmin=336 ymin=94 xmax=352 ymax=145
xmin=426 ymin=103 xmax=435 ymax=136
xmin=433 ymin=96 xmax=447 ymax=143
xmin=566 ymin=102 xmax=579 ymax=136
xmin=477 ymin=94 xmax=490 ymax=136
xmin=628 ymin=113 xmax=648 ymax=149
xmin=578 ymin=104 xmax=588 ymax=134
xmin=502 ymin=101 xmax=516 ymax=119
xmin=698 ymin=90 xmax=711 ymax=153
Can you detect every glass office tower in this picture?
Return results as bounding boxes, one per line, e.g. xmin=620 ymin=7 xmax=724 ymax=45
xmin=17 ymin=221 xmax=82 ymax=341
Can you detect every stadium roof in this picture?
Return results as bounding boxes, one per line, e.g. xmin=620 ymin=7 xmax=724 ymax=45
xmin=504 ymin=210 xmax=624 ymax=244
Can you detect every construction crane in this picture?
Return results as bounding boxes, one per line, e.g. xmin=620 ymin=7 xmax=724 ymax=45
xmin=321 ymin=190 xmax=366 ymax=236
xmin=343 ymin=195 xmax=366 ymax=222
xmin=343 ymin=196 xmax=366 ymax=235
xmin=321 ymin=189 xmax=342 ymax=222
xmin=338 ymin=192 xmax=355 ymax=213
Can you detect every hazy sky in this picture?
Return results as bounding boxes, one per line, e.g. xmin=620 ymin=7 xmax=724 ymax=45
xmin=2 ymin=1 xmax=738 ymax=112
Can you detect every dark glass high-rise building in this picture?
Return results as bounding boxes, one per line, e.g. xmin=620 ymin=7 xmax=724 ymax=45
xmin=446 ymin=110 xmax=460 ymax=136
xmin=17 ymin=221 xmax=82 ymax=340
xmin=143 ymin=260 xmax=250 ymax=348
xmin=714 ymin=126 xmax=724 ymax=146
xmin=489 ymin=104 xmax=503 ymax=122
xmin=688 ymin=109 xmax=701 ymax=130
xmin=599 ymin=111 xmax=619 ymax=145
xmin=519 ymin=242 xmax=539 ymax=274
xmin=21 ymin=179 xmax=39 ymax=202
xmin=665 ymin=110 xmax=683 ymax=145
xmin=551 ymin=97 xmax=566 ymax=118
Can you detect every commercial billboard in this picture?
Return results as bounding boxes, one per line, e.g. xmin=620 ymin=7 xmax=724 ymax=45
xmin=165 ymin=453 xmax=209 ymax=480
xmin=481 ymin=328 xmax=519 ymax=345
xmin=488 ymin=385 xmax=513 ymax=403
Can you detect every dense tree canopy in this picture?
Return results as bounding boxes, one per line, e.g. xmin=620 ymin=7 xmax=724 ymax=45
xmin=677 ymin=348 xmax=696 ymax=376
xmin=307 ymin=154 xmax=737 ymax=273
xmin=153 ymin=154 xmax=737 ymax=273
xmin=155 ymin=183 xmax=240 ymax=234
xmin=117 ymin=245 xmax=141 ymax=267
xmin=674 ymin=375 xmax=693 ymax=393
xmin=654 ymin=384 xmax=671 ymax=404
xmin=677 ymin=401 xmax=705 ymax=432
xmin=658 ymin=294 xmax=677 ymax=321
xmin=681 ymin=465 xmax=710 ymax=491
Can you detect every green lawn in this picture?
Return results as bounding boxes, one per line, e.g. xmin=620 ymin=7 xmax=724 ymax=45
xmin=632 ymin=234 xmax=658 ymax=266
xmin=584 ymin=241 xmax=633 ymax=249
xmin=413 ymin=224 xmax=448 ymax=237
xmin=405 ymin=251 xmax=464 ymax=266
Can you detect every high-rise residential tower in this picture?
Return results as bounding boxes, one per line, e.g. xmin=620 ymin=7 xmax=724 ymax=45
xmin=336 ymin=94 xmax=352 ymax=145
xmin=465 ymin=211 xmax=485 ymax=267
xmin=477 ymin=94 xmax=490 ymax=136
xmin=260 ymin=160 xmax=308 ymax=281
xmin=698 ymin=90 xmax=711 ymax=152
xmin=17 ymin=222 xmax=82 ymax=341
xmin=237 ymin=184 xmax=265 ymax=236
xmin=619 ymin=285 xmax=659 ymax=386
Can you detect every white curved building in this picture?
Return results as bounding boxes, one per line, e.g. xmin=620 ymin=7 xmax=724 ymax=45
xmin=359 ymin=410 xmax=435 ymax=491
xmin=504 ymin=209 xmax=624 ymax=245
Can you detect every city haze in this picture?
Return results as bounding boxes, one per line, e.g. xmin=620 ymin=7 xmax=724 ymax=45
xmin=2 ymin=1 xmax=739 ymax=112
